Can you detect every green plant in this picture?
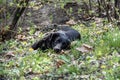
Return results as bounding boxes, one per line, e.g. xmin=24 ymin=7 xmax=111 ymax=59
xmin=29 ymin=25 xmax=36 ymax=35
xmin=105 ymin=28 xmax=120 ymax=48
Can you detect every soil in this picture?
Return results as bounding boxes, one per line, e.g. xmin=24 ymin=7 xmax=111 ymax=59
xmin=20 ymin=1 xmax=82 ymax=33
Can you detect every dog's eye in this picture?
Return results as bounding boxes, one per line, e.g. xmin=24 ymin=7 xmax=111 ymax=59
xmin=62 ymin=42 xmax=66 ymax=44
xmin=58 ymin=39 xmax=61 ymax=42
xmin=55 ymin=39 xmax=61 ymax=43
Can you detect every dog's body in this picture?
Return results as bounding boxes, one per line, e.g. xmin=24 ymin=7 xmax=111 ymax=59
xmin=32 ymin=27 xmax=81 ymax=52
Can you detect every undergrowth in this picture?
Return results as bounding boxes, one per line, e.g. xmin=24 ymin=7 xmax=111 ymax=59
xmin=0 ymin=22 xmax=120 ymax=80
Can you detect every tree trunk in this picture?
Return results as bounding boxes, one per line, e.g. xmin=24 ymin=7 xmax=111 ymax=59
xmin=89 ymin=0 xmax=92 ymax=10
xmin=103 ymin=0 xmax=112 ymax=22
xmin=97 ymin=0 xmax=102 ymax=17
xmin=1 ymin=0 xmax=29 ymax=41
xmin=114 ymin=0 xmax=120 ymax=19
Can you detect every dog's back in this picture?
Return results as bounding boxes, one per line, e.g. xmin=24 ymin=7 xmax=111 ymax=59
xmin=57 ymin=27 xmax=81 ymax=41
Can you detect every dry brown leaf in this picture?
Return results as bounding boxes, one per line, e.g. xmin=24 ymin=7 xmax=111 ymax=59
xmin=60 ymin=50 xmax=70 ymax=54
xmin=56 ymin=60 xmax=65 ymax=68
xmin=66 ymin=19 xmax=76 ymax=26
xmin=80 ymin=75 xmax=90 ymax=78
xmin=82 ymin=44 xmax=93 ymax=50
xmin=76 ymin=44 xmax=93 ymax=53
xmin=16 ymin=34 xmax=27 ymax=41
xmin=5 ymin=51 xmax=15 ymax=57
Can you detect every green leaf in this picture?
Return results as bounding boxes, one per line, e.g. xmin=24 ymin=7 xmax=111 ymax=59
xmin=59 ymin=55 xmax=70 ymax=63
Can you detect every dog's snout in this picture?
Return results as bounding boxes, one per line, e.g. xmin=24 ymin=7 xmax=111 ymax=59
xmin=53 ymin=44 xmax=62 ymax=52
xmin=54 ymin=48 xmax=60 ymax=52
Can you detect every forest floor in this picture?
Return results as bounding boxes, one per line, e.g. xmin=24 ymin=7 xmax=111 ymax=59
xmin=0 ymin=1 xmax=120 ymax=80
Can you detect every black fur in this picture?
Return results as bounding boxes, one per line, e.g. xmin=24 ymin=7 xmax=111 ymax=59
xmin=32 ymin=27 xmax=81 ymax=52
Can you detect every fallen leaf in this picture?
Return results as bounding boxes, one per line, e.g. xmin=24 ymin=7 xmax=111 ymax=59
xmin=80 ymin=75 xmax=90 ymax=78
xmin=5 ymin=51 xmax=15 ymax=58
xmin=29 ymin=48 xmax=34 ymax=52
xmin=66 ymin=19 xmax=76 ymax=26
xmin=33 ymin=6 xmax=40 ymax=10
xmin=56 ymin=60 xmax=65 ymax=68
xmin=100 ymin=65 xmax=106 ymax=69
xmin=83 ymin=44 xmax=93 ymax=49
xmin=26 ymin=27 xmax=30 ymax=31
xmin=76 ymin=44 xmax=93 ymax=53
xmin=35 ymin=31 xmax=41 ymax=36
xmin=60 ymin=50 xmax=70 ymax=54
xmin=16 ymin=34 xmax=27 ymax=41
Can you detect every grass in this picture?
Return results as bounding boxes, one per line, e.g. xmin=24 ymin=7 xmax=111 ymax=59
xmin=0 ymin=22 xmax=120 ymax=80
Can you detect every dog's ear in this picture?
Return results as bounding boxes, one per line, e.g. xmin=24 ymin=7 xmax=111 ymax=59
xmin=38 ymin=33 xmax=59 ymax=48
xmin=50 ymin=32 xmax=60 ymax=41
xmin=32 ymin=39 xmax=44 ymax=50
xmin=32 ymin=33 xmax=60 ymax=50
xmin=44 ymin=32 xmax=59 ymax=42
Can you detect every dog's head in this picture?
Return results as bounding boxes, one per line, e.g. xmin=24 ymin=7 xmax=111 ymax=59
xmin=32 ymin=32 xmax=71 ymax=52
xmin=51 ymin=32 xmax=71 ymax=52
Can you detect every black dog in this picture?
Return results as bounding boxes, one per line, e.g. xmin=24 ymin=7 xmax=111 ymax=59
xmin=32 ymin=27 xmax=81 ymax=52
